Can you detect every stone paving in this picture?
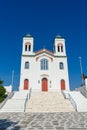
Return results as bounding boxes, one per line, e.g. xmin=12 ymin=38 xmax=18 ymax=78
xmin=0 ymin=112 xmax=87 ymax=130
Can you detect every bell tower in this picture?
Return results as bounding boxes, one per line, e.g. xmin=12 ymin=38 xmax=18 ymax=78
xmin=22 ymin=34 xmax=34 ymax=55
xmin=54 ymin=35 xmax=66 ymax=56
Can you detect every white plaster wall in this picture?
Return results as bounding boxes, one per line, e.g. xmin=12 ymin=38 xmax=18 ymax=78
xmin=54 ymin=38 xmax=66 ymax=56
xmin=4 ymin=85 xmax=12 ymax=92
xmin=19 ymin=54 xmax=69 ymax=91
xmin=85 ymin=79 xmax=87 ymax=90
xmin=22 ymin=37 xmax=35 ymax=55
xmin=19 ymin=36 xmax=70 ymax=91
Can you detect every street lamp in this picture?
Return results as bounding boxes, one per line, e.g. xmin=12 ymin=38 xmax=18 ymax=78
xmin=79 ymin=56 xmax=84 ymax=85
xmin=11 ymin=70 xmax=14 ymax=90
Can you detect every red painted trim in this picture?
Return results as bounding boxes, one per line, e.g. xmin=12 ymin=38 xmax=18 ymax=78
xmin=36 ymin=54 xmax=53 ymax=62
xmin=57 ymin=43 xmax=63 ymax=46
xmin=25 ymin=42 xmax=31 ymax=45
xmin=35 ymin=49 xmax=53 ymax=56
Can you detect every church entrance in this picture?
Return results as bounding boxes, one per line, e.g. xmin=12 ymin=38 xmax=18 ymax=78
xmin=24 ymin=79 xmax=29 ymax=90
xmin=42 ymin=78 xmax=48 ymax=91
xmin=61 ymin=79 xmax=65 ymax=90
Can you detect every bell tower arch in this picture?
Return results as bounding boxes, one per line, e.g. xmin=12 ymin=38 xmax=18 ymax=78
xmin=22 ymin=34 xmax=34 ymax=55
xmin=54 ymin=35 xmax=66 ymax=56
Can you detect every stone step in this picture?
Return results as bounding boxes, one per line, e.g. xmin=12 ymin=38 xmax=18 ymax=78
xmin=69 ymin=91 xmax=87 ymax=112
xmin=0 ymin=90 xmax=29 ymax=112
xmin=26 ymin=92 xmax=75 ymax=112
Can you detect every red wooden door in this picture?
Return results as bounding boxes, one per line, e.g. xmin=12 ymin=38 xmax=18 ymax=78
xmin=24 ymin=79 xmax=29 ymax=90
xmin=61 ymin=80 xmax=65 ymax=90
xmin=42 ymin=78 xmax=48 ymax=91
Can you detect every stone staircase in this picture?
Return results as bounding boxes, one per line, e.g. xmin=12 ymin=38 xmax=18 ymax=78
xmin=0 ymin=92 xmax=14 ymax=109
xmin=69 ymin=91 xmax=87 ymax=112
xmin=26 ymin=92 xmax=75 ymax=112
xmin=0 ymin=90 xmax=29 ymax=112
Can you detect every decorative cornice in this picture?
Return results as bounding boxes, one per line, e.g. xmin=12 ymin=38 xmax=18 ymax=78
xmin=40 ymin=74 xmax=49 ymax=77
xmin=35 ymin=49 xmax=54 ymax=56
xmin=36 ymin=54 xmax=53 ymax=62
xmin=22 ymin=50 xmax=67 ymax=58
xmin=22 ymin=55 xmax=35 ymax=57
xmin=54 ymin=56 xmax=67 ymax=58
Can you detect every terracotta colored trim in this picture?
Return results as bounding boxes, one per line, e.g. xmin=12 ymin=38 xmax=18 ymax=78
xmin=35 ymin=49 xmax=54 ymax=56
xmin=36 ymin=54 xmax=53 ymax=62
xmin=57 ymin=43 xmax=63 ymax=46
xmin=25 ymin=42 xmax=31 ymax=45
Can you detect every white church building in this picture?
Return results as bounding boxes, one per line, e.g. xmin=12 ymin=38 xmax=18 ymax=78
xmin=2 ymin=34 xmax=87 ymax=113
xmin=19 ymin=34 xmax=70 ymax=91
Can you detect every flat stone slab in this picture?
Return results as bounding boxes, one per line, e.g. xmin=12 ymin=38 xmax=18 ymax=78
xmin=0 ymin=112 xmax=87 ymax=129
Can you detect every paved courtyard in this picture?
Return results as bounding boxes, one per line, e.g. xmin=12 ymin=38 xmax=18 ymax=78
xmin=0 ymin=112 xmax=87 ymax=130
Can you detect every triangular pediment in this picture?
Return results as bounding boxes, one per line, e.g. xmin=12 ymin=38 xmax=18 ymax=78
xmin=35 ymin=49 xmax=54 ymax=56
xmin=35 ymin=49 xmax=54 ymax=62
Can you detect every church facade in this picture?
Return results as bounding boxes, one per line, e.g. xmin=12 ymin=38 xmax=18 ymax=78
xmin=19 ymin=34 xmax=70 ymax=91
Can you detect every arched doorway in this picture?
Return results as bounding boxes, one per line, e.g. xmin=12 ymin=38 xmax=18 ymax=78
xmin=42 ymin=78 xmax=48 ymax=91
xmin=24 ymin=79 xmax=29 ymax=90
xmin=61 ymin=79 xmax=65 ymax=90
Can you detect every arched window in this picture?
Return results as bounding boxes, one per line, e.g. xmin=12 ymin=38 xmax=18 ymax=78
xmin=40 ymin=59 xmax=48 ymax=70
xmin=29 ymin=45 xmax=31 ymax=51
xmin=59 ymin=62 xmax=64 ymax=69
xmin=25 ymin=62 xmax=29 ymax=69
xmin=58 ymin=46 xmax=60 ymax=52
xmin=57 ymin=43 xmax=63 ymax=52
xmin=61 ymin=46 xmax=63 ymax=52
xmin=25 ymin=42 xmax=31 ymax=52
xmin=25 ymin=45 xmax=27 ymax=51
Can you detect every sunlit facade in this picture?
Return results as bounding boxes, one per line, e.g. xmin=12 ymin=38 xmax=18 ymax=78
xmin=19 ymin=34 xmax=70 ymax=91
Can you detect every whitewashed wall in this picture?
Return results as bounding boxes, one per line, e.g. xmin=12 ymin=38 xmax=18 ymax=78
xmin=19 ymin=36 xmax=70 ymax=91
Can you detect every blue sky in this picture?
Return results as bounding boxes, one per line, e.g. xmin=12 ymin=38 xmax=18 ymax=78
xmin=0 ymin=0 xmax=87 ymax=90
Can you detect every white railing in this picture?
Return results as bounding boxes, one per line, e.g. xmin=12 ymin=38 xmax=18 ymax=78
xmin=69 ymin=94 xmax=77 ymax=111
xmin=61 ymin=90 xmax=69 ymax=99
xmin=0 ymin=91 xmax=14 ymax=109
xmin=61 ymin=91 xmax=77 ymax=111
xmin=29 ymin=88 xmax=32 ymax=99
xmin=75 ymin=85 xmax=87 ymax=98
xmin=24 ymin=94 xmax=28 ymax=112
xmin=24 ymin=88 xmax=32 ymax=112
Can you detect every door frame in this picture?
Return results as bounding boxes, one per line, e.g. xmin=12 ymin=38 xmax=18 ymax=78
xmin=42 ymin=78 xmax=48 ymax=91
xmin=24 ymin=79 xmax=29 ymax=90
xmin=61 ymin=79 xmax=65 ymax=90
